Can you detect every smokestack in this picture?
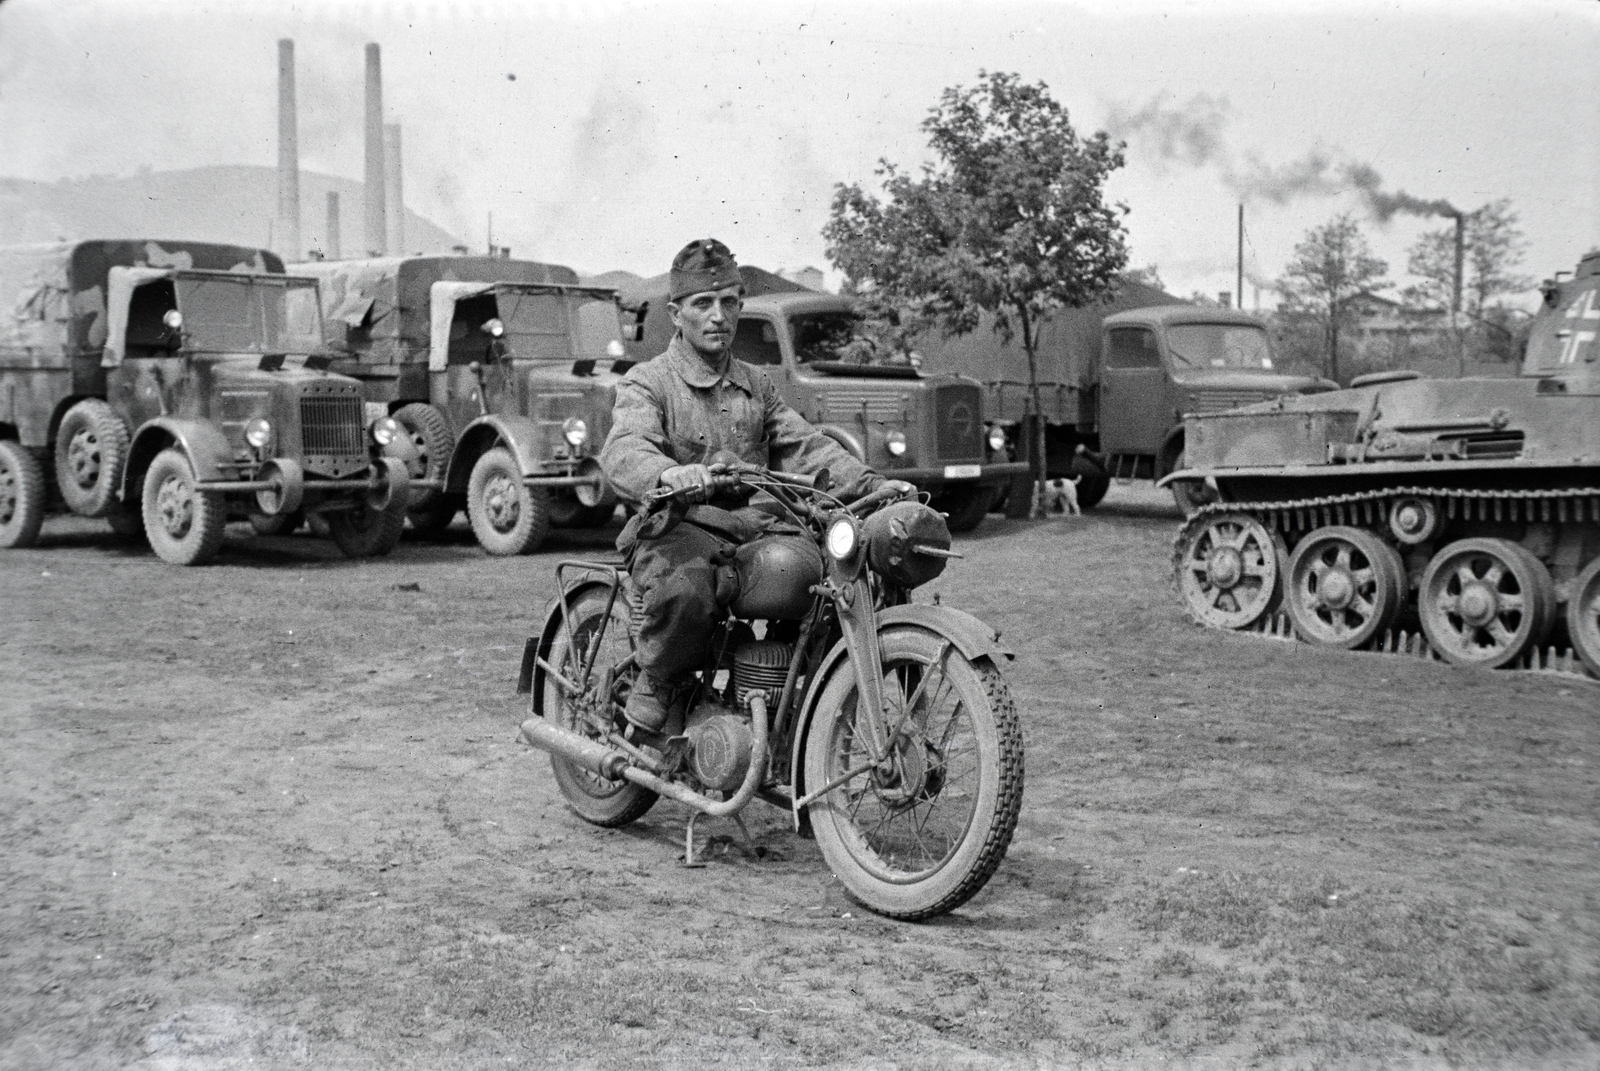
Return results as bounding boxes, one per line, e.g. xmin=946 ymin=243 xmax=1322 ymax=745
xmin=364 ymin=43 xmax=388 ymax=256
xmin=1452 ymin=212 xmax=1465 ymax=315
xmin=326 ymin=192 xmax=342 ymax=260
xmin=384 ymin=123 xmax=405 ymax=255
xmin=276 ymin=39 xmax=301 ymax=260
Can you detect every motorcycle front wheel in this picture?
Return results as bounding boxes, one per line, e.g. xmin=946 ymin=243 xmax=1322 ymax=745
xmin=803 ymin=624 xmax=1024 ymax=920
xmin=542 ymin=587 xmax=657 ymax=827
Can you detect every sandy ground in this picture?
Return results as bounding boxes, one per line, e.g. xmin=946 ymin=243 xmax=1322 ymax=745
xmin=3 ymin=484 xmax=1597 ymax=1071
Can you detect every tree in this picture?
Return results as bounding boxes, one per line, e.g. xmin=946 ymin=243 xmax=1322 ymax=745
xmin=823 ymin=70 xmax=1129 ymax=516
xmin=1403 ymin=198 xmax=1531 ymax=370
xmin=1275 ymin=213 xmax=1388 ymax=384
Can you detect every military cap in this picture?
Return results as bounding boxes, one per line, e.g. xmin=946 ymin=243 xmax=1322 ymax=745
xmin=669 ymin=238 xmax=742 ymax=302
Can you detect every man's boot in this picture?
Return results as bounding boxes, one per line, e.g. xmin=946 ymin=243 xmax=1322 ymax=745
xmin=624 ymin=671 xmax=682 ymax=732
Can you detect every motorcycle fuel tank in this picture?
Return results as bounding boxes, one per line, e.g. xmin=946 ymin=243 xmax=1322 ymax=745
xmin=731 ymin=535 xmax=823 ymax=620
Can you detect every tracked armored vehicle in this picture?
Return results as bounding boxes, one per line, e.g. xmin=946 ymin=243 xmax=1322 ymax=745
xmin=1164 ymin=252 xmax=1600 ymax=677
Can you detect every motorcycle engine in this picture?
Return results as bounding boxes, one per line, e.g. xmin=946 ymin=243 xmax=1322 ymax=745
xmin=684 ymin=713 xmax=753 ymax=792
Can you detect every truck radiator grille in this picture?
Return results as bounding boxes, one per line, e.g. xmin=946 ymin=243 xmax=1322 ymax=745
xmin=1189 ymin=389 xmax=1277 ymax=414
xmin=819 ymin=390 xmax=905 ymax=423
xmin=299 ymin=393 xmax=365 ymax=456
xmin=934 ymin=384 xmax=982 ymax=461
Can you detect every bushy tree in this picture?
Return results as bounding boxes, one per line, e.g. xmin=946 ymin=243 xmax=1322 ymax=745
xmin=1275 ymin=212 xmax=1388 ymax=384
xmin=823 ymin=70 xmax=1129 ymax=515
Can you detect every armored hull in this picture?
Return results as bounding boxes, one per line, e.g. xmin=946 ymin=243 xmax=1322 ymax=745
xmin=1165 ymin=254 xmax=1600 ymax=678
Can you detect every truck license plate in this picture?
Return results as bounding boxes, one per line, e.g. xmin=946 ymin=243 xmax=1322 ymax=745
xmin=942 ymin=464 xmax=981 ymax=479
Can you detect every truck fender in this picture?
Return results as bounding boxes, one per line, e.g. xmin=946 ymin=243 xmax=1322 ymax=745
xmin=1157 ymin=426 xmax=1187 ymax=476
xmin=121 ymin=417 xmax=232 ymax=500
xmin=817 ymin=424 xmax=865 ymax=461
xmin=520 ymin=578 xmax=632 ymax=709
xmin=443 ymin=414 xmax=543 ymax=493
xmin=789 ymin=603 xmax=1013 ymax=829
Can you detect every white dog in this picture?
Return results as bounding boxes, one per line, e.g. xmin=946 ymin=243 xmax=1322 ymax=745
xmin=1034 ymin=476 xmax=1080 ymax=516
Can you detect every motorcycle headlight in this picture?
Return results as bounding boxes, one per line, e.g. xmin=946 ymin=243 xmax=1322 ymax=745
xmin=886 ymin=430 xmax=908 ymax=457
xmin=563 ymin=417 xmax=588 ymax=447
xmin=825 ymin=516 xmax=858 ymax=560
xmin=987 ymin=425 xmax=1008 ymax=452
xmin=370 ymin=416 xmax=400 ymax=446
xmin=244 ymin=417 xmax=272 ymax=449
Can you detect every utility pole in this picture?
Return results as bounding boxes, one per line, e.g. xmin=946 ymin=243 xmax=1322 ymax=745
xmin=1236 ymin=203 xmax=1244 ymax=310
xmin=1452 ymin=211 xmax=1467 ymax=376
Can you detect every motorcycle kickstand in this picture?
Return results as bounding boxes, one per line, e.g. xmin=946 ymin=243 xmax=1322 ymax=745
xmin=681 ymin=812 xmax=765 ymax=868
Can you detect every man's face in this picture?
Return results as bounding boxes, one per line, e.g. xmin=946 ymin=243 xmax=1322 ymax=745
xmin=669 ymin=285 xmax=743 ymax=360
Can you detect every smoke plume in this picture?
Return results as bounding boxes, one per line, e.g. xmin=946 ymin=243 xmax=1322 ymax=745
xmin=1107 ymin=93 xmax=1459 ymax=221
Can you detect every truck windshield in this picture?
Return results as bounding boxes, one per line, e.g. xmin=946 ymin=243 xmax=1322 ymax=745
xmin=496 ymin=289 xmax=622 ymax=360
xmin=1165 ymin=323 xmax=1274 ymax=371
xmin=175 ymin=276 xmax=324 ymax=355
xmin=792 ymin=311 xmax=880 ymax=364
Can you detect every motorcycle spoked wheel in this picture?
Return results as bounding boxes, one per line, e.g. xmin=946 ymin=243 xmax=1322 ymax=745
xmin=542 ymin=588 xmax=658 ymax=826
xmin=803 ymin=625 xmax=1024 ymax=921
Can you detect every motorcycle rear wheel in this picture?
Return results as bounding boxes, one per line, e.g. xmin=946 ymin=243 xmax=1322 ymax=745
xmin=542 ymin=587 xmax=657 ymax=826
xmin=803 ymin=624 xmax=1023 ymax=920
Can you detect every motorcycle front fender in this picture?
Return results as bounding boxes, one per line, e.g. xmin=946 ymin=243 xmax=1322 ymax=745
xmin=789 ymin=602 xmax=1013 ymax=830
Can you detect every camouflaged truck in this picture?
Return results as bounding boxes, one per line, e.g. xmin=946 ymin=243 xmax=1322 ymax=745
xmin=1164 ymin=251 xmax=1600 ymax=677
xmin=0 ymin=240 xmax=416 ymax=565
xmin=296 ymin=256 xmax=633 ymax=555
xmin=619 ymin=271 xmax=1027 ymax=532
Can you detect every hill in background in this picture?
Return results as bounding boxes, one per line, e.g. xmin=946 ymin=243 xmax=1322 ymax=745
xmin=0 ymin=165 xmax=463 ymax=259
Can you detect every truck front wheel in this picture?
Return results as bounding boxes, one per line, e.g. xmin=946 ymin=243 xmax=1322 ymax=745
xmin=467 ymin=447 xmax=551 ymax=555
xmin=0 ymin=440 xmax=46 ymax=548
xmin=55 ymin=399 xmax=130 ymax=518
xmin=393 ymin=403 xmax=452 ymax=513
xmin=142 ymin=448 xmax=226 ymax=565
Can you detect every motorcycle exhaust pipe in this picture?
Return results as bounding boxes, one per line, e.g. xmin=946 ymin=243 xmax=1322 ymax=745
xmin=520 ymin=717 xmax=629 ymax=780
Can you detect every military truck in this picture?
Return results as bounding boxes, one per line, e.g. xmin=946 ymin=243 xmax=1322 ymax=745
xmin=1164 ymin=251 xmax=1600 ymax=677
xmin=915 ymin=299 xmax=1337 ymax=514
xmin=0 ymin=240 xmax=415 ymax=565
xmin=618 ymin=270 xmax=1026 ymax=531
xmin=297 ymin=256 xmax=631 ymax=554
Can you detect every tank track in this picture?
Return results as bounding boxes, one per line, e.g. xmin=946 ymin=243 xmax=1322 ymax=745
xmin=1172 ymin=484 xmax=1600 ymax=681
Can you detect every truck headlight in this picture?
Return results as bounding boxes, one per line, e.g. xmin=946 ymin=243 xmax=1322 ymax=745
xmin=987 ymin=425 xmax=1007 ymax=452
xmin=563 ymin=418 xmax=588 ymax=447
xmin=370 ymin=416 xmax=400 ymax=446
xmin=245 ymin=417 xmax=272 ymax=449
xmin=886 ymin=430 xmax=907 ymax=457
xmin=826 ymin=516 xmax=858 ymax=560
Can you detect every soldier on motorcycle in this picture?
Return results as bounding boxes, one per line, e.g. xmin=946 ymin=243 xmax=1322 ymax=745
xmin=599 ymin=238 xmax=912 ymax=731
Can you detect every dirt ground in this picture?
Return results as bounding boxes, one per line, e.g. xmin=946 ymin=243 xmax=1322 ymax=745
xmin=3 ymin=484 xmax=1598 ymax=1071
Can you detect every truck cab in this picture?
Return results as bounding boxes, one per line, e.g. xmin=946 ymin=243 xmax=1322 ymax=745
xmin=0 ymin=240 xmax=412 ymax=564
xmin=299 ymin=256 xmax=631 ymax=554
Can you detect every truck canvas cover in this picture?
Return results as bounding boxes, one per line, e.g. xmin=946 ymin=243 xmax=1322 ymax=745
xmin=300 ymin=256 xmax=579 ymax=365
xmin=0 ymin=240 xmax=280 ymax=370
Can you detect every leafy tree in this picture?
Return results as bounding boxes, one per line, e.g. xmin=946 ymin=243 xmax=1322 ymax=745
xmin=1275 ymin=212 xmax=1388 ymax=384
xmin=823 ymin=70 xmax=1129 ymax=516
xmin=1403 ymin=198 xmax=1531 ymax=368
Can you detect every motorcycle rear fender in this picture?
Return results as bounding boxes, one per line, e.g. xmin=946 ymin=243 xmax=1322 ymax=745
xmin=789 ymin=603 xmax=1013 ymax=828
xmin=121 ymin=417 xmax=232 ymax=500
xmin=520 ymin=577 xmax=626 ymax=714
xmin=444 ymin=414 xmax=543 ymax=493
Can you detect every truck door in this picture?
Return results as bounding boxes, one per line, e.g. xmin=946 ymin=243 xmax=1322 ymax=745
xmin=109 ymin=277 xmax=184 ymax=430
xmin=442 ymin=293 xmax=510 ymax=427
xmin=1098 ymin=325 xmax=1169 ymax=457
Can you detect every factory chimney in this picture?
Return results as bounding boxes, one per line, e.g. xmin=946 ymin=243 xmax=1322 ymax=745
xmin=276 ymin=39 xmax=301 ymax=260
xmin=384 ymin=123 xmax=405 ymax=255
xmin=326 ymin=192 xmax=342 ymax=259
xmin=364 ymin=43 xmax=388 ymax=255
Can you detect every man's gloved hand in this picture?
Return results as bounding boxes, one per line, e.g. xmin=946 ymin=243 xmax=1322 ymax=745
xmin=878 ymin=479 xmax=917 ymax=499
xmin=659 ymin=463 xmax=726 ymax=504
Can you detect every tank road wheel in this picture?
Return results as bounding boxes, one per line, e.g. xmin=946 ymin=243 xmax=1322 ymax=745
xmin=0 ymin=440 xmax=46 ymax=549
xmin=933 ymin=484 xmax=996 ymax=533
xmin=393 ymin=403 xmax=452 ymax=513
xmin=54 ymin=399 xmax=130 ymax=518
xmin=141 ymin=448 xmax=225 ymax=566
xmin=1174 ymin=512 xmax=1285 ymax=629
xmin=1419 ymin=538 xmax=1556 ymax=668
xmin=1563 ymin=557 xmax=1600 ymax=679
xmin=804 ymin=625 xmax=1024 ymax=921
xmin=1284 ymin=526 xmax=1404 ymax=649
xmin=542 ymin=587 xmax=656 ymax=827
xmin=467 ymin=447 xmax=550 ymax=555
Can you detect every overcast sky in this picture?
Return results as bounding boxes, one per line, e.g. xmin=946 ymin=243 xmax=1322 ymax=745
xmin=2 ymin=0 xmax=1596 ymax=305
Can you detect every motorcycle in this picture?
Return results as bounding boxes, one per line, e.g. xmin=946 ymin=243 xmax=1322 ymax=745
xmin=516 ymin=463 xmax=1024 ymax=920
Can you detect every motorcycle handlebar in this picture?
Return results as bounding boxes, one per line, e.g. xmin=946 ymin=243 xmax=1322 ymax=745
xmin=847 ymin=482 xmax=914 ymax=516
